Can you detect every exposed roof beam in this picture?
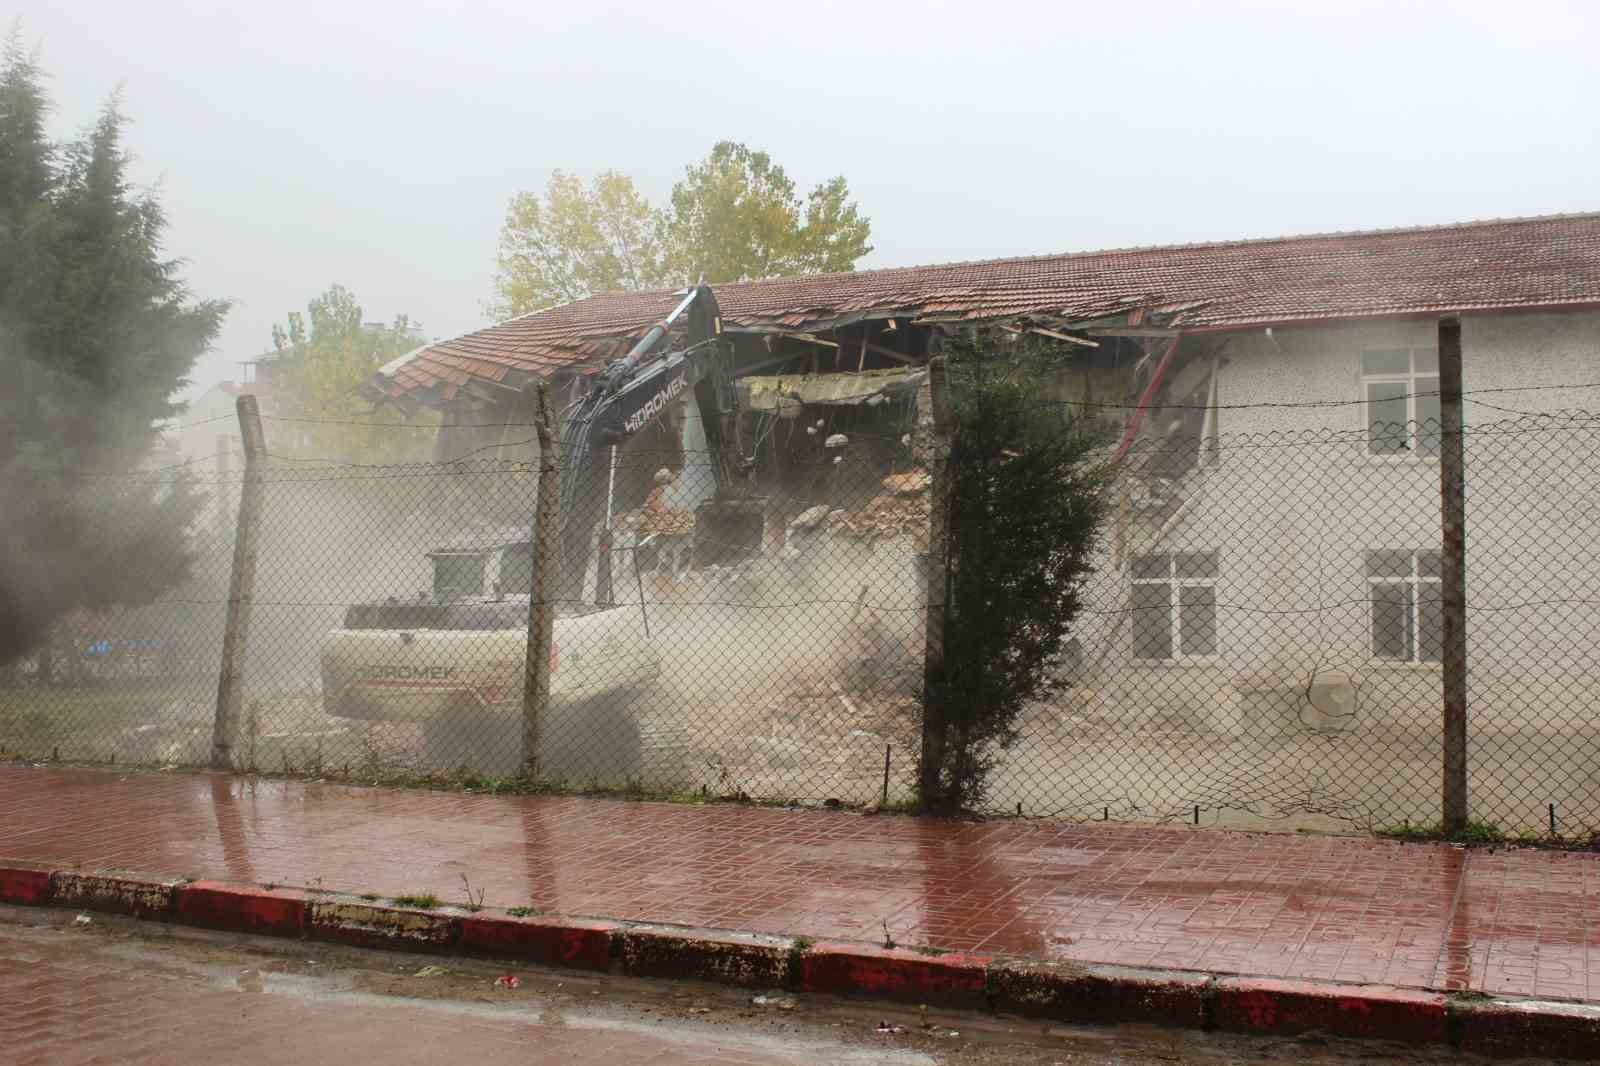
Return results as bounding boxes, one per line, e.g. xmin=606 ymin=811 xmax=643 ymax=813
xmin=997 ymin=324 xmax=1100 ymax=349
xmin=734 ymin=350 xmax=803 ymax=377
xmin=780 ymin=331 xmax=841 ymax=349
xmin=865 ymin=342 xmax=918 ymax=365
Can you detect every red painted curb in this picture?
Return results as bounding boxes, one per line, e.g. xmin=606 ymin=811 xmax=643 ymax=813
xmin=618 ymin=926 xmax=792 ymax=988
xmin=175 ymin=881 xmax=309 ymax=937
xmin=0 ymin=862 xmax=53 ymax=906
xmin=1213 ymin=977 xmax=1448 ymax=1044
xmin=49 ymin=871 xmax=176 ymax=919
xmin=799 ymin=942 xmax=989 ymax=1009
xmin=307 ymin=899 xmax=460 ymax=951
xmin=988 ymin=959 xmax=1210 ymax=1027
xmin=11 ymin=853 xmax=1600 ymax=1060
xmin=1453 ymin=996 xmax=1600 ymax=1059
xmin=458 ymin=913 xmax=615 ymax=972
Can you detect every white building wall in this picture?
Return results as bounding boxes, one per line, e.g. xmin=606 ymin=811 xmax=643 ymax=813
xmin=1076 ymin=309 xmax=1600 ymax=738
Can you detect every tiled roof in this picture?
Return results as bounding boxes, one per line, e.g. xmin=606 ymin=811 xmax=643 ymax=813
xmin=379 ymin=212 xmax=1600 ymax=403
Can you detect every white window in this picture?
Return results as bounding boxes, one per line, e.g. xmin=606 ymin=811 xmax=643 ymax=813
xmin=1367 ymin=550 xmax=1442 ymax=663
xmin=1131 ymin=552 xmax=1218 ymax=660
xmin=1362 ymin=348 xmax=1440 ymax=457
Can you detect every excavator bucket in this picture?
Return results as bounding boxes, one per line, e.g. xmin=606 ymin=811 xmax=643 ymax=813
xmin=692 ymin=497 xmax=766 ymax=568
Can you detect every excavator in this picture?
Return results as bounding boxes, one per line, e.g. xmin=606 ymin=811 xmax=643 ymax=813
xmin=555 ymin=282 xmax=763 ymax=601
xmin=319 ymin=283 xmax=763 ymax=781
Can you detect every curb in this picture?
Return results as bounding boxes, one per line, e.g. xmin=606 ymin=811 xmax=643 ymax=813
xmin=1 ymin=858 xmax=1594 ymax=1058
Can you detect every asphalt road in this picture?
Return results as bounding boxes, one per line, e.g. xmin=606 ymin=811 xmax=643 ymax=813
xmin=2 ymin=904 xmax=1550 ymax=1066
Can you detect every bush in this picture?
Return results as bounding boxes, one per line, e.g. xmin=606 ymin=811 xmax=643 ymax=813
xmin=920 ymin=334 xmax=1110 ymax=812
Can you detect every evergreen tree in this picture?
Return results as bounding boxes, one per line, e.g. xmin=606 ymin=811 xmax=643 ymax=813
xmin=920 ymin=334 xmax=1110 ymax=812
xmin=0 ymin=33 xmax=226 ymax=669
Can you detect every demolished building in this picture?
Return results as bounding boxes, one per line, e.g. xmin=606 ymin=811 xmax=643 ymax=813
xmin=368 ymin=212 xmax=1600 ymax=742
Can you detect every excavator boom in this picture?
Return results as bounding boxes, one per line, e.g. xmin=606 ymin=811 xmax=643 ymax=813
xmin=554 ymin=285 xmax=756 ymax=600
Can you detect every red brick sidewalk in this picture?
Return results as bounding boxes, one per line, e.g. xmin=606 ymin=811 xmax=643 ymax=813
xmin=4 ymin=765 xmax=1597 ymax=1006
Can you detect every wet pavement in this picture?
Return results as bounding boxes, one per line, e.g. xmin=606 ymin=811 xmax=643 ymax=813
xmin=3 ymin=766 xmax=1598 ymax=1003
xmin=0 ymin=905 xmax=1501 ymax=1065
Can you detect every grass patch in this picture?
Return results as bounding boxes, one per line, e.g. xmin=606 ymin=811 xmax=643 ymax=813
xmin=390 ymin=893 xmax=442 ymax=909
xmin=1379 ymin=819 xmax=1509 ymax=845
xmin=0 ymin=682 xmax=203 ymax=736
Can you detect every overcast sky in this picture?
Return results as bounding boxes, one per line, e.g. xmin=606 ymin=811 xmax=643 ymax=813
xmin=16 ymin=0 xmax=1600 ymax=400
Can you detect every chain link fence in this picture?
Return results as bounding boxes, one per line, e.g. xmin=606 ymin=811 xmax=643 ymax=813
xmin=6 ymin=398 xmax=1600 ymax=839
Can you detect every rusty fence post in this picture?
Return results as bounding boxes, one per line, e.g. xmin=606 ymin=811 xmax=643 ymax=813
xmin=522 ymin=382 xmax=561 ymax=782
xmin=918 ymin=356 xmax=953 ymax=809
xmin=210 ymin=395 xmax=266 ymax=770
xmin=1438 ymin=316 xmax=1469 ymax=834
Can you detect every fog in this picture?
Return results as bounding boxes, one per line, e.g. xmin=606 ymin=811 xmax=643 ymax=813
xmin=13 ymin=0 xmax=1599 ymax=401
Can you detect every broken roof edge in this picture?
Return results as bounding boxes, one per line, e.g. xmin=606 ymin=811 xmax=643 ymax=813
xmin=367 ymin=208 xmax=1600 ymax=410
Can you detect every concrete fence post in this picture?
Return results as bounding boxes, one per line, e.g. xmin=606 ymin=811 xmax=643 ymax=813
xmin=1438 ymin=316 xmax=1469 ymax=834
xmin=522 ymin=381 xmax=561 ymax=782
xmin=210 ymin=395 xmax=266 ymax=770
xmin=918 ymin=356 xmax=953 ymax=809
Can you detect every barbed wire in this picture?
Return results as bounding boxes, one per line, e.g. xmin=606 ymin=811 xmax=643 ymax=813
xmin=125 ymin=593 xmax=1600 ymax=616
xmin=4 ymin=374 xmax=1582 ymax=437
xmin=21 ymin=409 xmax=1600 ymax=485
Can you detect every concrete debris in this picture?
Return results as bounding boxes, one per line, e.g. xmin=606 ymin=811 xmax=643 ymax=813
xmin=827 ymin=491 xmax=929 ymax=541
xmin=616 ymin=469 xmax=696 ymax=537
xmin=787 ymin=504 xmax=833 ymax=531
xmin=881 ymin=469 xmax=930 ymax=495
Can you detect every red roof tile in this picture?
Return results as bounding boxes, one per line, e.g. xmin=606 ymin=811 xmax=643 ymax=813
xmin=379 ymin=212 xmax=1600 ymax=402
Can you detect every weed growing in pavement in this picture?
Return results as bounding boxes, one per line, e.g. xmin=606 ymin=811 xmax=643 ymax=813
xmin=358 ymin=893 xmax=379 ymax=901
xmin=391 ymin=893 xmax=442 ymax=909
xmin=459 ymin=873 xmax=486 ymax=912
xmin=880 ymin=918 xmax=896 ymax=950
xmin=507 ymin=906 xmax=541 ymax=918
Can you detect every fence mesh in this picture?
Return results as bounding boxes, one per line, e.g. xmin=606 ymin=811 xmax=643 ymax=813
xmin=6 ymin=405 xmax=1600 ymax=839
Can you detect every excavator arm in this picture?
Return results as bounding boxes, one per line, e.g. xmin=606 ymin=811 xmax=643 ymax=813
xmin=554 ymin=284 xmax=755 ymax=601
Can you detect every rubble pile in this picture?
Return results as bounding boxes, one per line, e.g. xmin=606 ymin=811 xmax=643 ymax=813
xmin=825 ymin=469 xmax=930 ymax=542
xmin=616 ymin=468 xmax=696 ymax=537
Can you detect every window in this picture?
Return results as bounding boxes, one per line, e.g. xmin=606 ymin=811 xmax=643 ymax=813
xmin=431 ymin=553 xmax=486 ymax=597
xmin=1367 ymin=550 xmax=1442 ymax=662
xmin=498 ymin=543 xmax=534 ymax=596
xmin=1131 ymin=552 xmax=1218 ymax=660
xmin=1362 ymin=348 xmax=1440 ymax=457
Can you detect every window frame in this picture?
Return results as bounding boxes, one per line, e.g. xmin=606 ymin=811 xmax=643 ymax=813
xmin=1361 ymin=347 xmax=1441 ymax=460
xmin=1366 ymin=549 xmax=1443 ymax=664
xmin=429 ymin=551 xmax=488 ymax=598
xmin=1130 ymin=551 xmax=1220 ymax=662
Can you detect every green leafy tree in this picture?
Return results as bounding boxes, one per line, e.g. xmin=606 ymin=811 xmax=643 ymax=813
xmin=0 ymin=34 xmax=226 ymax=669
xmin=490 ymin=142 xmax=872 ymax=317
xmin=489 ymin=171 xmax=669 ymax=318
xmin=665 ymin=141 xmax=871 ymax=283
xmin=268 ymin=284 xmax=428 ymax=461
xmin=920 ymin=334 xmax=1110 ymax=813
